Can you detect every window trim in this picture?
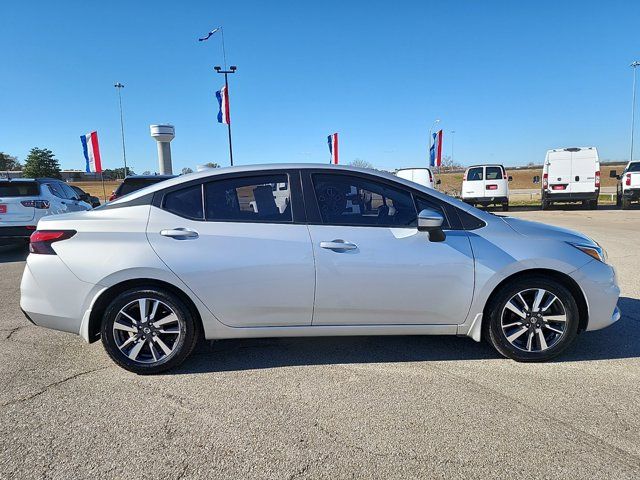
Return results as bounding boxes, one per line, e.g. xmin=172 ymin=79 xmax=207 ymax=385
xmin=154 ymin=170 xmax=306 ymax=224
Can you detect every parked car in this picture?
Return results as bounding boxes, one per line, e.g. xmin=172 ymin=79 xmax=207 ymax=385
xmin=70 ymin=185 xmax=101 ymax=208
xmin=461 ymin=164 xmax=511 ymax=211
xmin=541 ymin=147 xmax=600 ymax=210
xmin=21 ymin=164 xmax=620 ymax=374
xmin=108 ymin=175 xmax=176 ymax=201
xmin=395 ymin=168 xmax=440 ymax=189
xmin=611 ymin=161 xmax=640 ymax=209
xmin=0 ymin=178 xmax=92 ymax=246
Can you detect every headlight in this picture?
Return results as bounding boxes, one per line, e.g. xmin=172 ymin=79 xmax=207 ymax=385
xmin=569 ymin=242 xmax=606 ymax=263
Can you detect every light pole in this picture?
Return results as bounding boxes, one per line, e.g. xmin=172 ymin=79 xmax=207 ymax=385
xmin=214 ymin=65 xmax=237 ymax=166
xmin=114 ymin=82 xmax=128 ymax=177
xmin=450 ymin=130 xmax=456 ymax=167
xmin=630 ymin=61 xmax=640 ymax=162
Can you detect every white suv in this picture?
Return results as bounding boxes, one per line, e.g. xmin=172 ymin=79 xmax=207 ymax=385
xmin=0 ymin=178 xmax=92 ymax=246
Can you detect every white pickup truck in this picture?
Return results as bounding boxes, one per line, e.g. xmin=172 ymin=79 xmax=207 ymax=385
xmin=612 ymin=161 xmax=640 ymax=209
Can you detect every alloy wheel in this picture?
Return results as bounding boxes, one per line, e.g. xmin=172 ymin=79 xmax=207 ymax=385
xmin=500 ymin=288 xmax=567 ymax=353
xmin=112 ymin=298 xmax=182 ymax=364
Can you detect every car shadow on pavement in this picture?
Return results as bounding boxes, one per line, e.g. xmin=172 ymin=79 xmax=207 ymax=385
xmin=171 ymin=297 xmax=640 ymax=374
xmin=0 ymin=244 xmax=29 ymax=264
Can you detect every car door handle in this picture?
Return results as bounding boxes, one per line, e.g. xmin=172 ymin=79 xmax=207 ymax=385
xmin=320 ymin=240 xmax=358 ymax=251
xmin=160 ymin=228 xmax=199 ymax=240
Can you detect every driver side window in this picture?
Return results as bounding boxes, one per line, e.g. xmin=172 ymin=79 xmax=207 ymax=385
xmin=311 ymin=173 xmax=417 ymax=227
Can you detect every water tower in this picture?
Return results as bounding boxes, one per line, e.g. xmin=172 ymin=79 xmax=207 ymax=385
xmin=150 ymin=124 xmax=175 ymax=174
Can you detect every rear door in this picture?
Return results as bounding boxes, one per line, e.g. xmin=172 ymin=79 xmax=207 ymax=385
xmin=570 ymin=148 xmax=598 ymax=194
xmin=462 ymin=167 xmax=485 ymax=199
xmin=146 ymin=171 xmax=316 ymax=328
xmin=0 ymin=181 xmax=39 ymax=224
xmin=484 ymin=166 xmax=507 ymax=197
xmin=546 ymin=151 xmax=572 ymax=194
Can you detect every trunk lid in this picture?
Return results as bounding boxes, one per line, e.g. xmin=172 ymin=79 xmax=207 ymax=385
xmin=0 ymin=181 xmax=39 ymax=224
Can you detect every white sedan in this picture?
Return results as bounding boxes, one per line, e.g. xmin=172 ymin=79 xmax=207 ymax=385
xmin=21 ymin=164 xmax=620 ymax=373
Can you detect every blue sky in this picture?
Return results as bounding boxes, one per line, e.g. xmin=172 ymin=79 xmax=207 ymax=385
xmin=1 ymin=0 xmax=639 ymax=173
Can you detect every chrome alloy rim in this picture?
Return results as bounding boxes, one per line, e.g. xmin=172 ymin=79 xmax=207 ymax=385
xmin=113 ymin=298 xmax=182 ymax=364
xmin=500 ymin=288 xmax=567 ymax=353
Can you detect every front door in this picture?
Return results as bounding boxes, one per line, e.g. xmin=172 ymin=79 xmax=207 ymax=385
xmin=146 ymin=172 xmax=315 ymax=328
xmin=305 ymin=172 xmax=475 ymax=326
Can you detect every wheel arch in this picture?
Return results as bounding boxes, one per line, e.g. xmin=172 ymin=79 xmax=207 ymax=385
xmin=87 ymin=278 xmax=204 ymax=343
xmin=481 ymin=268 xmax=588 ymax=336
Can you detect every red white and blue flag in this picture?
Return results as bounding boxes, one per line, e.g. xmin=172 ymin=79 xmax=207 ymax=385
xmin=80 ymin=131 xmax=102 ymax=173
xmin=327 ymin=133 xmax=339 ymax=164
xmin=216 ymin=86 xmax=230 ymax=124
xmin=429 ymin=129 xmax=443 ymax=167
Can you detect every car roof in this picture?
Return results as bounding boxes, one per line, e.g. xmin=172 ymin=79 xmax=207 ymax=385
xmin=466 ymin=164 xmax=505 ymax=169
xmin=109 ymin=163 xmax=470 ymax=208
xmin=0 ymin=178 xmax=62 ymax=183
xmin=123 ymin=175 xmax=176 ymax=181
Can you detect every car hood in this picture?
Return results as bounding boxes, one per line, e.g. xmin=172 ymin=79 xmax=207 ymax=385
xmin=500 ymin=216 xmax=595 ymax=245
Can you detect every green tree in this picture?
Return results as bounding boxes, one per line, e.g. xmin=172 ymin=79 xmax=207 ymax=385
xmin=181 ymin=167 xmax=194 ymax=175
xmin=102 ymin=167 xmax=135 ymax=180
xmin=349 ymin=158 xmax=373 ymax=169
xmin=22 ymin=148 xmax=61 ymax=178
xmin=0 ymin=152 xmax=22 ymax=172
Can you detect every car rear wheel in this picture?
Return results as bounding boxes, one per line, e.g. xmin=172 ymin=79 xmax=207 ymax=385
xmin=502 ymin=202 xmax=509 ymax=212
xmin=621 ymin=197 xmax=631 ymax=210
xmin=101 ymin=288 xmax=199 ymax=374
xmin=484 ymin=276 xmax=580 ymax=362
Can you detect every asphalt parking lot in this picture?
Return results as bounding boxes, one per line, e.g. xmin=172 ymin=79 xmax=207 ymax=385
xmin=0 ymin=209 xmax=639 ymax=479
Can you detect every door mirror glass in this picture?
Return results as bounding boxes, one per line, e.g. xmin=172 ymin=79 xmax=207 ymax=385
xmin=609 ymin=170 xmax=617 ymax=178
xmin=533 ymin=175 xmax=540 ymax=184
xmin=436 ymin=179 xmax=442 ymax=185
xmin=417 ymin=209 xmax=446 ymax=242
xmin=508 ymin=176 xmax=513 ymax=181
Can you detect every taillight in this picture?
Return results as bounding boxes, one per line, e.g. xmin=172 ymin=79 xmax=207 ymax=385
xmin=29 ymin=230 xmax=76 ymax=255
xmin=108 ymin=192 xmax=117 ymax=201
xmin=463 ymin=173 xmax=467 ymax=181
xmin=428 ymin=170 xmax=433 ymax=182
xmin=626 ymin=174 xmax=632 ymax=186
xmin=543 ymin=173 xmax=548 ymax=189
xmin=21 ymin=200 xmax=50 ymax=209
xmin=595 ymin=171 xmax=600 ymax=188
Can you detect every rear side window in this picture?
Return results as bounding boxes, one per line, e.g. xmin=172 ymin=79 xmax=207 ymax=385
xmin=163 ymin=185 xmax=204 ymax=220
xmin=312 ymin=173 xmax=417 ymax=227
xmin=627 ymin=163 xmax=640 ymax=173
xmin=205 ymin=174 xmax=292 ymax=223
xmin=467 ymin=168 xmax=483 ymax=181
xmin=0 ymin=181 xmax=39 ymax=196
xmin=486 ymin=167 xmax=503 ymax=180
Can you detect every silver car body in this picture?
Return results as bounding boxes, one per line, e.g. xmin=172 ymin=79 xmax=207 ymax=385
xmin=20 ymin=164 xmax=620 ymax=343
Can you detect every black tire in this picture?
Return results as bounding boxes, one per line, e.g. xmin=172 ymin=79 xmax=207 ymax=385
xmin=101 ymin=288 xmax=199 ymax=374
xmin=502 ymin=203 xmax=509 ymax=212
xmin=621 ymin=197 xmax=631 ymax=210
xmin=484 ymin=276 xmax=580 ymax=362
xmin=616 ymin=192 xmax=622 ymax=207
xmin=541 ymin=200 xmax=549 ymax=210
xmin=589 ymin=200 xmax=598 ymax=210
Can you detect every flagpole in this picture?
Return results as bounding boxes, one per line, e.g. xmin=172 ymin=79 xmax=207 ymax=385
xmin=215 ymin=66 xmax=236 ymax=166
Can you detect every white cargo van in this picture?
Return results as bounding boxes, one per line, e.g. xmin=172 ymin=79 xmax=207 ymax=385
xmin=395 ymin=168 xmax=439 ymax=189
xmin=461 ymin=164 xmax=511 ymax=211
xmin=541 ymin=147 xmax=600 ymax=210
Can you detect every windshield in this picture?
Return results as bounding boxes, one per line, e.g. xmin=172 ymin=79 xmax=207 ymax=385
xmin=0 ymin=181 xmax=39 ymax=197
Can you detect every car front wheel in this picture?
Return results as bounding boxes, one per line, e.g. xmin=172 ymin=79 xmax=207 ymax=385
xmin=485 ymin=276 xmax=580 ymax=362
xmin=101 ymin=288 xmax=199 ymax=374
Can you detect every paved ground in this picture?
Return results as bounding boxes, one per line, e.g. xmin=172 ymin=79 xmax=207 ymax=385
xmin=1 ymin=209 xmax=639 ymax=479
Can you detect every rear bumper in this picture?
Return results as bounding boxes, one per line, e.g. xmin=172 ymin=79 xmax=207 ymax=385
xmin=0 ymin=225 xmax=35 ymax=244
xmin=462 ymin=196 xmax=508 ymax=205
xmin=543 ymin=191 xmax=599 ymax=202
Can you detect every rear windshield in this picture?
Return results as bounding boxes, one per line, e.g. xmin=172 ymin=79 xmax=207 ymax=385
xmin=627 ymin=163 xmax=640 ymax=173
xmin=467 ymin=167 xmax=483 ymax=181
xmin=486 ymin=166 xmax=504 ymax=180
xmin=117 ymin=178 xmax=169 ymax=196
xmin=0 ymin=181 xmax=39 ymax=197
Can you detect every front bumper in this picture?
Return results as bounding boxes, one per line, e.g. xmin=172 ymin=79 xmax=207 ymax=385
xmin=569 ymin=259 xmax=621 ymax=331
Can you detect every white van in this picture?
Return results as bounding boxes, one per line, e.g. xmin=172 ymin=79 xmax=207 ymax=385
xmin=395 ymin=168 xmax=439 ymax=189
xmin=461 ymin=165 xmax=511 ymax=211
xmin=541 ymin=147 xmax=600 ymax=209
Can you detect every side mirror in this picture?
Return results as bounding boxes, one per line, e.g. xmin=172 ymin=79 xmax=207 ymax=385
xmin=508 ymin=176 xmax=513 ymax=182
xmin=533 ymin=175 xmax=540 ymax=184
xmin=436 ymin=179 xmax=442 ymax=185
xmin=417 ymin=209 xmax=446 ymax=242
xmin=609 ymin=170 xmax=617 ymax=178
